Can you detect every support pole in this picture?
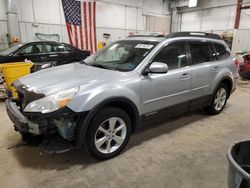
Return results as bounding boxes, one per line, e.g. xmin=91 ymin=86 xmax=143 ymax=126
xmin=234 ymin=0 xmax=243 ymax=29
xmin=232 ymin=0 xmax=243 ymax=53
xmin=5 ymin=0 xmax=21 ymax=46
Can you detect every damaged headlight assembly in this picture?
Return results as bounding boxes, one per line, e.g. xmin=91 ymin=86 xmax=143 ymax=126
xmin=24 ymin=87 xmax=79 ymax=113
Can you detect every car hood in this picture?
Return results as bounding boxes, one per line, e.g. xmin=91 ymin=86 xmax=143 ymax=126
xmin=18 ymin=63 xmax=124 ymax=95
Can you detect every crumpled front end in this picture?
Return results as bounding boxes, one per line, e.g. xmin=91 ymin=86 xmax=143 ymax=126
xmin=6 ymin=80 xmax=85 ymax=141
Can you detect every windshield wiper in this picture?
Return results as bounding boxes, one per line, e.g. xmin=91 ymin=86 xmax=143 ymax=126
xmin=91 ymin=63 xmax=112 ymax=70
xmin=79 ymin=61 xmax=88 ymax=65
xmin=90 ymin=63 xmax=125 ymax=71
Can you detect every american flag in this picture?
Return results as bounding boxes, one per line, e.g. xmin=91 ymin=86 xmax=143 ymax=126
xmin=62 ymin=0 xmax=97 ymax=53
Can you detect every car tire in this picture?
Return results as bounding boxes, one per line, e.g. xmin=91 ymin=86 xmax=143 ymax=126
xmin=204 ymin=83 xmax=229 ymax=115
xmin=86 ymin=107 xmax=132 ymax=160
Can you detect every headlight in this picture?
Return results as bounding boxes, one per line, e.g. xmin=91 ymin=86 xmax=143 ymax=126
xmin=24 ymin=87 xmax=79 ymax=113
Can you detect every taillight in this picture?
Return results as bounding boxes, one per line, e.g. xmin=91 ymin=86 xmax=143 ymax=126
xmin=234 ymin=59 xmax=240 ymax=67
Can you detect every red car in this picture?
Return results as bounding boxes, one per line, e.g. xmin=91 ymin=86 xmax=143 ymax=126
xmin=239 ymin=53 xmax=250 ymax=78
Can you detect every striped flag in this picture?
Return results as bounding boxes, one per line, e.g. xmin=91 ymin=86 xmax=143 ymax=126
xmin=62 ymin=0 xmax=97 ymax=53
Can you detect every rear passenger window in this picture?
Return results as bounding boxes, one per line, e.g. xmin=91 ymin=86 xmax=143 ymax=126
xmin=153 ymin=42 xmax=187 ymax=70
xmin=46 ymin=44 xmax=66 ymax=53
xmin=214 ymin=43 xmax=230 ymax=60
xmin=189 ymin=42 xmax=213 ymax=64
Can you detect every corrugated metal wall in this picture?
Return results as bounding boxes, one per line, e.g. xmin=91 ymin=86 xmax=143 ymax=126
xmin=0 ymin=0 xmax=170 ymax=48
xmin=1 ymin=0 xmax=249 ymax=52
xmin=146 ymin=15 xmax=171 ymax=34
xmin=17 ymin=0 xmax=146 ymax=43
xmin=180 ymin=6 xmax=235 ymax=32
xmin=179 ymin=0 xmax=250 ymax=51
xmin=233 ymin=30 xmax=250 ymax=52
xmin=0 ymin=0 xmax=7 ymax=50
xmin=17 ymin=0 xmax=74 ymax=43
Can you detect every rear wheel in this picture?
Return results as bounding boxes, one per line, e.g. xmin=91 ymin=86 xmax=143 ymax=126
xmin=86 ymin=107 xmax=132 ymax=159
xmin=204 ymin=83 xmax=229 ymax=115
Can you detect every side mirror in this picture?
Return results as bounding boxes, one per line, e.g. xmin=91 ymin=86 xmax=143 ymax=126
xmin=148 ymin=62 xmax=168 ymax=74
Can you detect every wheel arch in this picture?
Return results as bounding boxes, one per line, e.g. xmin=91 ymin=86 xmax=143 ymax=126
xmin=219 ymin=76 xmax=233 ymax=97
xmin=76 ymin=97 xmax=139 ymax=146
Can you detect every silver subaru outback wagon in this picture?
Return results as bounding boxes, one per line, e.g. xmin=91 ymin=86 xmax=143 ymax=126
xmin=6 ymin=32 xmax=238 ymax=159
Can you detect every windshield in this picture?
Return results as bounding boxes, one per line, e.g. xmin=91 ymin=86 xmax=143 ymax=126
xmin=0 ymin=44 xmax=23 ymax=56
xmin=84 ymin=40 xmax=159 ymax=71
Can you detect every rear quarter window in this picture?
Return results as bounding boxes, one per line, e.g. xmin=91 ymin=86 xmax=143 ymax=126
xmin=64 ymin=45 xmax=74 ymax=52
xmin=214 ymin=43 xmax=230 ymax=60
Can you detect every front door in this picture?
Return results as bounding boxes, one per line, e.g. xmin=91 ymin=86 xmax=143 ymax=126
xmin=141 ymin=41 xmax=192 ymax=115
xmin=17 ymin=44 xmax=46 ymax=62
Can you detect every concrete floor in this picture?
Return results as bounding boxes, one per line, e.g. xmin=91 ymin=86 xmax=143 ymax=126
xmin=1 ymin=80 xmax=250 ymax=188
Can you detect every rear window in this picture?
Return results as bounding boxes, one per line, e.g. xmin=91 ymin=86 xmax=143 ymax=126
xmin=189 ymin=42 xmax=214 ymax=64
xmin=214 ymin=43 xmax=230 ymax=60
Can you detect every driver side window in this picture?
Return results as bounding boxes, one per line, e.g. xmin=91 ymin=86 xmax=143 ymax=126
xmin=21 ymin=44 xmax=43 ymax=54
xmin=153 ymin=42 xmax=187 ymax=70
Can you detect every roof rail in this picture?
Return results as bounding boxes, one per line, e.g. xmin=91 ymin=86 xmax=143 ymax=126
xmin=165 ymin=32 xmax=221 ymax=40
xmin=127 ymin=34 xmax=165 ymax=38
xmin=127 ymin=32 xmax=221 ymax=40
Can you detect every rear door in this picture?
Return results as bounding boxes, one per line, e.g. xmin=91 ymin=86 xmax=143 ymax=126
xmin=63 ymin=44 xmax=78 ymax=63
xmin=46 ymin=43 xmax=73 ymax=65
xmin=45 ymin=43 xmax=60 ymax=65
xmin=188 ymin=40 xmax=216 ymax=102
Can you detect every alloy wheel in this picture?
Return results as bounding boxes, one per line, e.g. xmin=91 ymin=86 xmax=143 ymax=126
xmin=214 ymin=88 xmax=227 ymax=111
xmin=94 ymin=117 xmax=127 ymax=154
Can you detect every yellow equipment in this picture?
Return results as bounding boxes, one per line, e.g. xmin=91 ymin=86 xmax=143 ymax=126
xmin=0 ymin=62 xmax=33 ymax=98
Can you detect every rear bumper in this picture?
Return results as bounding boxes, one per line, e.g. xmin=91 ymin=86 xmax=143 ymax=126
xmin=231 ymin=74 xmax=239 ymax=95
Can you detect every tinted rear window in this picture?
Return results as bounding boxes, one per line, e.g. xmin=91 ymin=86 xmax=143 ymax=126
xmin=214 ymin=43 xmax=230 ymax=60
xmin=189 ymin=42 xmax=214 ymax=64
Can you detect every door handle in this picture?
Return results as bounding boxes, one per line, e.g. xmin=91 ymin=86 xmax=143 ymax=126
xmin=49 ymin=54 xmax=58 ymax=57
xmin=213 ymin=66 xmax=221 ymax=71
xmin=180 ymin=73 xmax=191 ymax=80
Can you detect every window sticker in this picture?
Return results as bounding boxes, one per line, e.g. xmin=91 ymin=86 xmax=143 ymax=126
xmin=135 ymin=44 xmax=154 ymax=49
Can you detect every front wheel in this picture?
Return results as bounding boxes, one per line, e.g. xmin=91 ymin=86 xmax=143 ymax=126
xmin=204 ymin=83 xmax=229 ymax=115
xmin=86 ymin=107 xmax=132 ymax=160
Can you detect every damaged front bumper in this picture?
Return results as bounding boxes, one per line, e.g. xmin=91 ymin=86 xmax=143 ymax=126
xmin=6 ymin=98 xmax=86 ymax=140
xmin=6 ymin=99 xmax=40 ymax=134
